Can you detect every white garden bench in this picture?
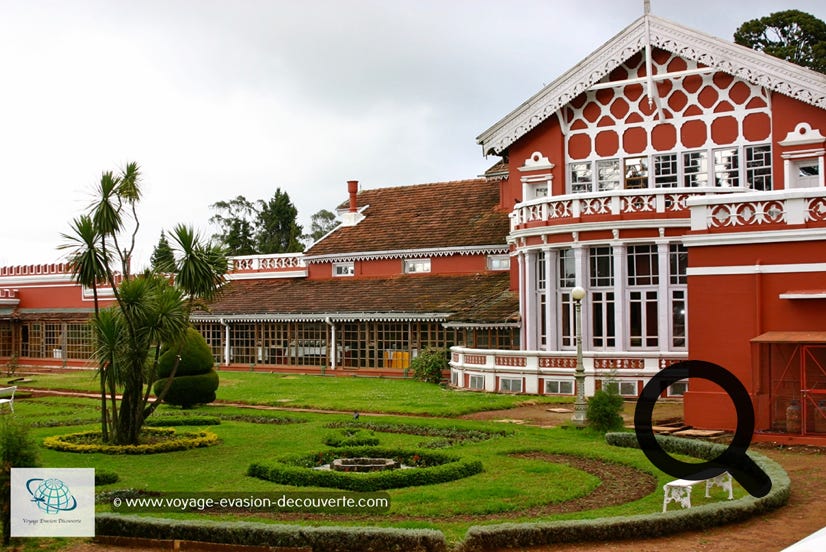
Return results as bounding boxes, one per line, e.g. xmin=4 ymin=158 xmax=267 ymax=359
xmin=662 ymin=472 xmax=733 ymax=512
xmin=0 ymin=386 xmax=16 ymax=413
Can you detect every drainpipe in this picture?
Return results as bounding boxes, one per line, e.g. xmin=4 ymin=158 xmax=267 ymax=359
xmin=325 ymin=317 xmax=336 ymax=372
xmin=219 ymin=318 xmax=230 ymax=367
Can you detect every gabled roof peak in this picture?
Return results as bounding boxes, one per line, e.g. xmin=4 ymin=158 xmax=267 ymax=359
xmin=478 ymin=13 xmax=826 ymax=156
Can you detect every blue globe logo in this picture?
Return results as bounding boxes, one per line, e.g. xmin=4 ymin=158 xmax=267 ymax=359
xmin=26 ymin=478 xmax=78 ymax=514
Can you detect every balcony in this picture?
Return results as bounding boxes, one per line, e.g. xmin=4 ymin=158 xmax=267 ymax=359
xmin=449 ymin=346 xmax=686 ymax=395
xmin=227 ymin=253 xmax=307 ymax=280
xmin=687 ymin=188 xmax=826 ymax=232
xmin=510 ymin=187 xmax=750 ymax=233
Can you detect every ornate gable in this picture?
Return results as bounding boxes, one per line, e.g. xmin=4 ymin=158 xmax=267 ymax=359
xmin=478 ymin=14 xmax=826 ymax=156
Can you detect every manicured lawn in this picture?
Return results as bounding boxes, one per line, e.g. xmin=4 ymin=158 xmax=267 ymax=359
xmin=19 ymin=370 xmax=568 ymax=416
xmin=8 ymin=377 xmax=751 ymax=548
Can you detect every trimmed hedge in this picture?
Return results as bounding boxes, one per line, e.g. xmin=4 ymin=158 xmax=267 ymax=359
xmin=95 ymin=514 xmax=448 ymax=552
xmin=460 ymin=433 xmax=791 ymax=551
xmin=326 ymin=421 xmax=508 ymax=444
xmin=153 ymin=370 xmax=219 ymax=409
xmin=43 ymin=428 xmax=219 ymax=454
xmin=248 ymin=446 xmax=483 ymax=492
xmin=95 ymin=470 xmax=120 ymax=486
xmin=146 ymin=415 xmax=221 ymax=427
xmin=324 ymin=429 xmax=380 ymax=448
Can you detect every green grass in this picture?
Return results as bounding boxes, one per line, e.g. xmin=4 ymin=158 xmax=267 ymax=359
xmin=19 ymin=370 xmax=568 ymax=416
xmin=7 ymin=376 xmax=750 ymax=548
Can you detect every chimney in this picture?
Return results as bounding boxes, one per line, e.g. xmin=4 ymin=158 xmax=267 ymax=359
xmin=347 ymin=180 xmax=359 ymax=212
xmin=341 ymin=180 xmax=365 ymax=227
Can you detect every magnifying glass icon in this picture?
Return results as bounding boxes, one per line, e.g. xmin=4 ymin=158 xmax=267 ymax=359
xmin=634 ymin=360 xmax=772 ymax=498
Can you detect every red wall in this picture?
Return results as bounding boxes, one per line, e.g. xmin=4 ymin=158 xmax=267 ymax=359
xmin=685 ymin=242 xmax=826 ymax=431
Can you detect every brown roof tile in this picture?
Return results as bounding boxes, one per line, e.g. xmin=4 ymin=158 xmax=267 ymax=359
xmin=195 ymin=273 xmax=517 ymax=324
xmin=307 ymin=179 xmax=509 ymax=256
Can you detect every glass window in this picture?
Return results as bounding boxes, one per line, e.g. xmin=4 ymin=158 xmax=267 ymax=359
xmin=669 ymin=244 xmax=687 ymax=285
xmin=589 ymin=246 xmax=613 ymax=287
xmin=487 ymin=255 xmax=510 ymax=271
xmin=333 ymin=262 xmax=354 ymax=277
xmin=629 ymin=290 xmax=659 ymax=348
xmin=545 ymin=380 xmax=574 ymax=395
xmin=536 ymin=250 xmax=546 ymax=291
xmin=713 ymin=147 xmax=739 ymax=187
xmin=671 ymin=289 xmax=687 ymax=348
xmin=604 ymin=380 xmax=638 ymax=397
xmin=558 ymin=248 xmax=575 ymax=288
xmin=469 ymin=375 xmax=485 ymax=390
xmin=683 ymin=151 xmax=708 ymax=187
xmin=628 ymin=245 xmax=659 ymax=286
xmin=668 ymin=380 xmax=688 ymax=397
xmin=597 ymin=159 xmax=621 ymax=191
xmin=500 ymin=378 xmax=522 ymax=393
xmin=791 ymin=159 xmax=820 ymax=188
xmin=745 ymin=144 xmax=772 ymax=190
xmin=624 ymin=156 xmax=649 ymax=189
xmin=570 ymin=162 xmax=593 ymax=193
xmin=591 ymin=291 xmax=616 ymax=348
xmin=654 ymin=153 xmax=679 ymax=187
xmin=403 ymin=259 xmax=431 ymax=274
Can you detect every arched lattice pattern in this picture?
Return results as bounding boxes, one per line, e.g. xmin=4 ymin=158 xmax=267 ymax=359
xmin=564 ymin=48 xmax=771 ymax=160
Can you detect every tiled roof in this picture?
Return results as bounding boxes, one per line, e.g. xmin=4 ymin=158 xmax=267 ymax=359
xmin=307 ymin=179 xmax=509 ymax=256
xmin=193 ymin=272 xmax=518 ymax=324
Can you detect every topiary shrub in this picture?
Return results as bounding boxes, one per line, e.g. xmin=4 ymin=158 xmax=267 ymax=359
xmin=154 ymin=328 xmax=219 ymax=408
xmin=586 ymin=386 xmax=625 ymax=433
xmin=411 ymin=348 xmax=448 ymax=384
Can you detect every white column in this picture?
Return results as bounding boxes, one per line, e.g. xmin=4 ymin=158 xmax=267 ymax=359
xmin=573 ymin=245 xmax=587 ymax=346
xmin=544 ymin=248 xmax=555 ymax=351
xmin=525 ymin=250 xmax=538 ymax=350
xmin=612 ymin=243 xmax=627 ymax=351
xmin=657 ymin=242 xmax=671 ymax=351
xmin=518 ymin=252 xmax=526 ymax=349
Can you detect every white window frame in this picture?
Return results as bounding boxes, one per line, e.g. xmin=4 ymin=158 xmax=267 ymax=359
xmin=333 ymin=261 xmax=355 ymax=277
xmin=403 ymin=258 xmax=431 ymax=274
xmin=469 ymin=374 xmax=485 ymax=390
xmin=567 ymin=143 xmax=772 ymax=193
xmin=604 ymin=380 xmax=638 ymax=397
xmin=668 ymin=380 xmax=689 ymax=397
xmin=487 ymin=255 xmax=510 ymax=271
xmin=544 ymin=379 xmax=574 ymax=395
xmin=500 ymin=377 xmax=522 ymax=393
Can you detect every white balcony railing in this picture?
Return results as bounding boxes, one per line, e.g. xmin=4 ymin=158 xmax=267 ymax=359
xmin=509 ymin=187 xmax=758 ymax=231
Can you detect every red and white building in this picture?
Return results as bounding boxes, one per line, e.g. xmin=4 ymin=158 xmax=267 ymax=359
xmin=2 ymin=11 xmax=826 ymax=443
xmin=449 ymin=12 xmax=826 ymax=443
xmin=0 ymin=178 xmax=519 ymax=377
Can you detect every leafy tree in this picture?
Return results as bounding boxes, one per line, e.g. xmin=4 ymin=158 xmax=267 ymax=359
xmin=306 ymin=208 xmax=339 ymax=244
xmin=255 ymin=188 xmax=304 ymax=253
xmin=411 ymin=348 xmax=448 ymax=384
xmin=0 ymin=418 xmax=39 ymax=545
xmin=150 ymin=231 xmax=176 ymax=273
xmin=734 ymin=9 xmax=826 ymax=73
xmin=209 ymin=195 xmax=258 ymax=256
xmin=60 ymin=162 xmax=227 ymax=445
xmin=153 ymin=327 xmax=219 ymax=409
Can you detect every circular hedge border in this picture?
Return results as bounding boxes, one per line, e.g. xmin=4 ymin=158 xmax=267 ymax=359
xmin=248 ymin=446 xmax=483 ymax=491
xmin=43 ymin=427 xmax=219 ymax=454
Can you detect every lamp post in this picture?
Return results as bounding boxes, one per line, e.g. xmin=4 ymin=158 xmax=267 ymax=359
xmin=571 ymin=286 xmax=587 ymax=428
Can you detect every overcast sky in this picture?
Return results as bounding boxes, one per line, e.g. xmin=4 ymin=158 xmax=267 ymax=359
xmin=2 ymin=0 xmax=825 ymax=269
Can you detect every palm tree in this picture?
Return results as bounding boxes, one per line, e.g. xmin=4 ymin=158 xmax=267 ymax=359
xmin=59 ymin=215 xmax=112 ymax=439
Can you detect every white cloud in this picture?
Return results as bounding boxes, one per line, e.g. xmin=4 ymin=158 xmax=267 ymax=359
xmin=0 ymin=0 xmax=824 ymax=268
